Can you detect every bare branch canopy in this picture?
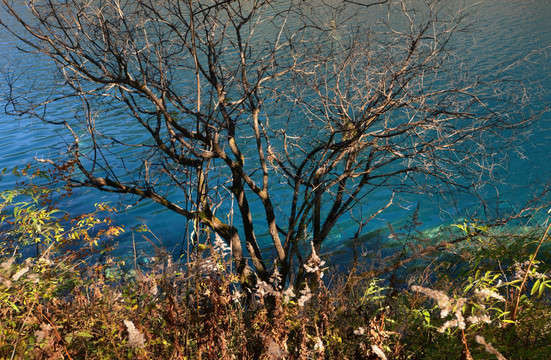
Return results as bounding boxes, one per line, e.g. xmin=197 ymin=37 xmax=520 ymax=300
xmin=1 ymin=0 xmax=539 ymax=287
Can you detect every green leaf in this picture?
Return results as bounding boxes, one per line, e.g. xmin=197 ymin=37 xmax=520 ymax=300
xmin=76 ymin=331 xmax=94 ymax=338
xmin=8 ymin=301 xmax=20 ymax=312
xmin=531 ymin=279 xmax=541 ymax=296
xmin=422 ymin=309 xmax=431 ymax=325
xmin=538 ymin=281 xmax=546 ymax=298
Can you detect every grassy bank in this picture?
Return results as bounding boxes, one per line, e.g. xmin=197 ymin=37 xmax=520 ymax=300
xmin=1 ymin=173 xmax=551 ymax=359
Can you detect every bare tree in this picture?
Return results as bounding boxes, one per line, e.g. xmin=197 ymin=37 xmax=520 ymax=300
xmin=1 ymin=0 xmax=536 ymax=288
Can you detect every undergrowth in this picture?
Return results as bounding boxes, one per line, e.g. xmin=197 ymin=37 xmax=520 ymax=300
xmin=1 ymin=169 xmax=551 ymax=359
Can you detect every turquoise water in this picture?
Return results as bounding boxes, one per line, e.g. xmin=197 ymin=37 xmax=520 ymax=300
xmin=0 ymin=0 xmax=550 ymax=256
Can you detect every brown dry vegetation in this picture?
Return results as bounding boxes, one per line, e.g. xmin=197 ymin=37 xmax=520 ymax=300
xmin=1 ymin=176 xmax=551 ymax=359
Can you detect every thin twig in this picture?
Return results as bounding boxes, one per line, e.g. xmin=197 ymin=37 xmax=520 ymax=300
xmin=512 ymin=219 xmax=551 ymax=322
xmin=10 ymin=300 xmax=37 ymax=360
xmin=461 ymin=329 xmax=473 ymax=360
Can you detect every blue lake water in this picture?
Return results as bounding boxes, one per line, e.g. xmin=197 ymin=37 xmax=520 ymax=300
xmin=1 ymin=0 xmax=550 ymax=258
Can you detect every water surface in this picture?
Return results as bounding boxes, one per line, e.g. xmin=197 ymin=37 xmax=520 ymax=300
xmin=1 ymin=0 xmax=550 ymax=256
